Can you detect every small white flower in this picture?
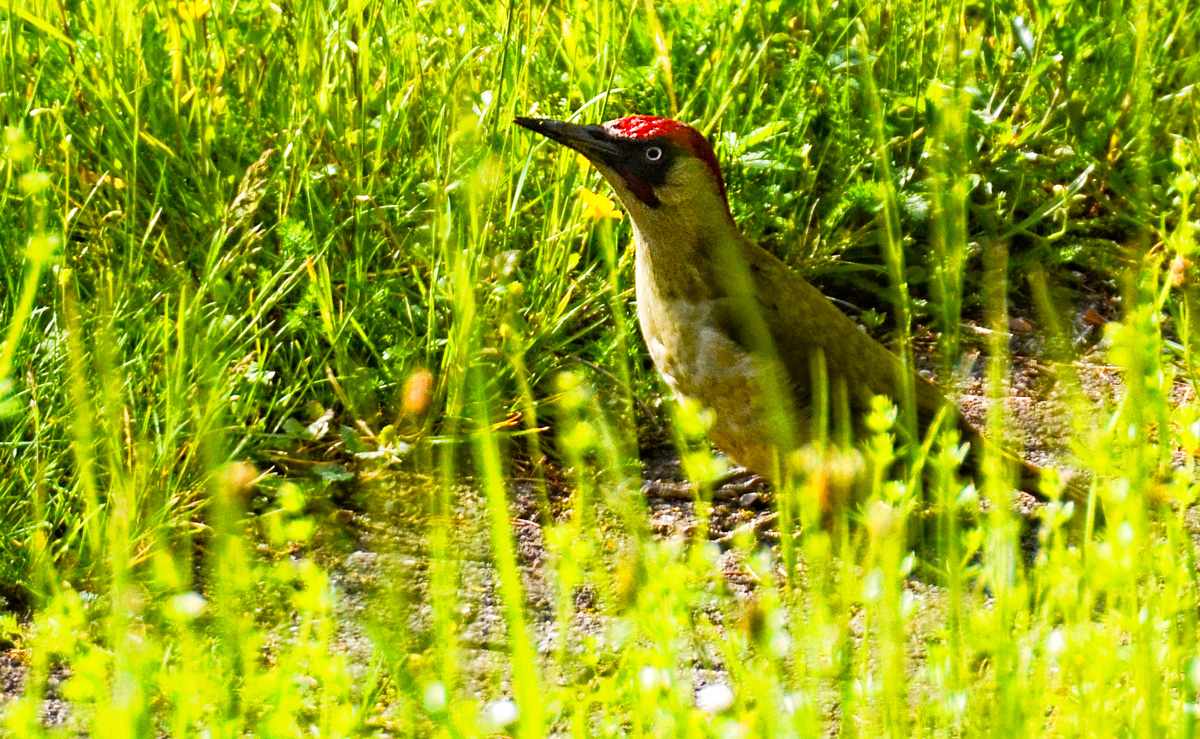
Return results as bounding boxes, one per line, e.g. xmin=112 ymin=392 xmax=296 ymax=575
xmin=483 ymin=699 xmax=520 ymax=729
xmin=423 ymin=682 xmax=446 ymax=712
xmin=781 ymin=691 xmax=804 ymax=714
xmin=769 ymin=631 xmax=792 ymax=657
xmin=639 ymin=666 xmax=670 ymax=692
xmin=171 ymin=592 xmax=207 ymax=618
xmin=696 ymin=683 xmax=735 ymax=714
xmin=1046 ymin=629 xmax=1066 ymax=658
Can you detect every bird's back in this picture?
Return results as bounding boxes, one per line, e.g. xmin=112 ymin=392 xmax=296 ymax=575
xmin=731 ymin=238 xmax=955 ymax=440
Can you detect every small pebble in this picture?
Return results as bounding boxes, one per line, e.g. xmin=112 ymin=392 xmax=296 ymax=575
xmin=739 ymin=492 xmax=760 ymax=508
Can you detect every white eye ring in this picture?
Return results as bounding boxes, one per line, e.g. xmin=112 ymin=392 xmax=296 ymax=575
xmin=645 ymin=146 xmax=663 ymax=161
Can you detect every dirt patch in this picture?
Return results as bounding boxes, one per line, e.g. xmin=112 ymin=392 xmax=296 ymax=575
xmin=0 ymin=652 xmax=73 ymax=730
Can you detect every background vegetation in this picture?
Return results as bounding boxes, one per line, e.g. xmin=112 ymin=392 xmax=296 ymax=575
xmin=2 ymin=0 xmax=1200 ymax=735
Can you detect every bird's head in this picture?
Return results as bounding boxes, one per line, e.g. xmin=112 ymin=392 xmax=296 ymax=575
xmin=515 ymin=115 xmax=733 ymax=239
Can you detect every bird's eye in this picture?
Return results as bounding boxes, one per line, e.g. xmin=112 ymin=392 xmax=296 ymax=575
xmin=645 ymin=146 xmax=663 ymax=161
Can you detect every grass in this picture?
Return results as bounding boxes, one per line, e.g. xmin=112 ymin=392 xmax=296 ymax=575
xmin=2 ymin=0 xmax=1200 ymax=735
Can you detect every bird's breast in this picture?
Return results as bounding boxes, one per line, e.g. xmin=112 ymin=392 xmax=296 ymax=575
xmin=635 ymin=266 xmax=796 ymax=474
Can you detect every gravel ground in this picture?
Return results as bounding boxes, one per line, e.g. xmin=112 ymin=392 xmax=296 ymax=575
xmin=320 ymin=337 xmax=1139 ymax=719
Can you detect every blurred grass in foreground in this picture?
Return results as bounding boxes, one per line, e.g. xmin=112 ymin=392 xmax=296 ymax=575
xmin=2 ymin=0 xmax=1200 ymax=735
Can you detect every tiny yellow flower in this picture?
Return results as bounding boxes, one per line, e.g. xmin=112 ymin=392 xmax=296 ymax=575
xmin=577 ymin=187 xmax=622 ymax=222
xmin=177 ymin=0 xmax=210 ymax=20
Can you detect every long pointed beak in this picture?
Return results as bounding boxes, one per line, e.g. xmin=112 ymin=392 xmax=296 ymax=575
xmin=513 ymin=117 xmax=620 ymax=163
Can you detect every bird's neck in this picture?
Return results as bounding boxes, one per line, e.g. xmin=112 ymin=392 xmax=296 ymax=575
xmin=630 ymin=202 xmax=746 ymax=303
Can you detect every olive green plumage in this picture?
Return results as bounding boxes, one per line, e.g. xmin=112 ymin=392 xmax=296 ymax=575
xmin=516 ymin=115 xmax=1088 ymax=513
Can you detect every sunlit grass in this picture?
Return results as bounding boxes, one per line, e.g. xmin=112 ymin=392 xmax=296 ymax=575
xmin=2 ymin=0 xmax=1200 ymax=736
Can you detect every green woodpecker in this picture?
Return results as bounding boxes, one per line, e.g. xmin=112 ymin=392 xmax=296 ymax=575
xmin=516 ymin=115 xmax=1087 ymax=512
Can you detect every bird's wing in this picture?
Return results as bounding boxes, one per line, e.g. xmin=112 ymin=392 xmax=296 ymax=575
xmin=731 ymin=241 xmax=1094 ymax=510
xmin=730 ymin=242 xmax=946 ymax=417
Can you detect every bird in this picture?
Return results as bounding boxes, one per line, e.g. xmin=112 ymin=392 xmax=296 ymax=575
xmin=514 ymin=114 xmax=1089 ymax=515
